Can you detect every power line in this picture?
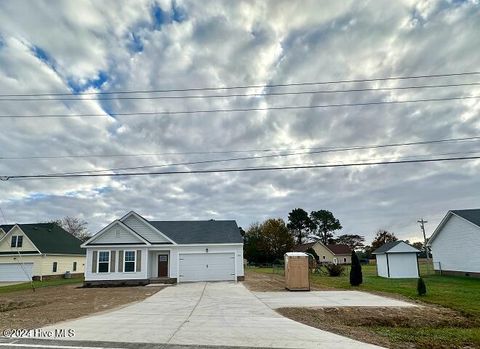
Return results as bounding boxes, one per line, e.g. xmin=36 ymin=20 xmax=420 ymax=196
xmin=1 ymin=81 xmax=479 ymax=102
xmin=1 ymin=71 xmax=479 ymax=97
xmin=1 ymin=135 xmax=478 ymax=161
xmin=1 ymin=95 xmax=479 ymax=118
xmin=43 ymin=137 xmax=480 ymax=176
xmin=2 ymin=155 xmax=479 ymax=180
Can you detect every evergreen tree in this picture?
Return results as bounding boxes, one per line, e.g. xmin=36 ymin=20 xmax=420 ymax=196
xmin=349 ymin=250 xmax=363 ymax=286
xmin=417 ymin=277 xmax=427 ymax=296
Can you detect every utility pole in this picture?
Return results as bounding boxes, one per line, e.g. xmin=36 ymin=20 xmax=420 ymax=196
xmin=417 ymin=218 xmax=429 ymax=261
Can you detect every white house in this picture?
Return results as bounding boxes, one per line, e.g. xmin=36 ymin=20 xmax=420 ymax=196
xmin=82 ymin=211 xmax=244 ymax=286
xmin=428 ymin=209 xmax=480 ymax=278
xmin=373 ymin=241 xmax=420 ymax=278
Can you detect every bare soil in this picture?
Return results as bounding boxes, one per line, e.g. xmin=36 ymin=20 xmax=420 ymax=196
xmin=0 ymin=284 xmax=161 ymax=330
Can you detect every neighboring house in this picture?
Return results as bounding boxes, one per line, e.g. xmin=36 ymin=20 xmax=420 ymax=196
xmin=294 ymin=241 xmax=352 ymax=264
xmin=0 ymin=223 xmax=85 ymax=282
xmin=82 ymin=211 xmax=244 ymax=286
xmin=428 ymin=209 xmax=480 ymax=278
xmin=373 ymin=241 xmax=420 ymax=278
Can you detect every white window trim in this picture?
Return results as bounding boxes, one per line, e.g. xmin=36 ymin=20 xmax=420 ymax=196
xmin=124 ymin=250 xmax=136 ymax=273
xmin=97 ymin=250 xmax=111 ymax=273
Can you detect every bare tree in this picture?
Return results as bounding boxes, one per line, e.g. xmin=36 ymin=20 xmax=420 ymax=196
xmin=52 ymin=217 xmax=91 ymax=242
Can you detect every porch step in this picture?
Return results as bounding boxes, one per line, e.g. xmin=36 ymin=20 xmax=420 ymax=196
xmin=149 ymin=277 xmax=177 ymax=284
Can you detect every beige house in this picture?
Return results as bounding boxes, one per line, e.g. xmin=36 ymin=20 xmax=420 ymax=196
xmin=294 ymin=241 xmax=352 ymax=264
xmin=0 ymin=223 xmax=85 ymax=281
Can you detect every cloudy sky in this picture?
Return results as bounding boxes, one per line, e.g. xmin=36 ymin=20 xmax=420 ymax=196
xmin=0 ymin=0 xmax=479 ymax=244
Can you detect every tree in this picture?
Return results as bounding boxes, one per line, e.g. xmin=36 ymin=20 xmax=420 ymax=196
xmin=417 ymin=277 xmax=427 ymax=296
xmin=310 ymin=210 xmax=342 ymax=245
xmin=287 ymin=208 xmax=314 ymax=245
xmin=306 ymin=247 xmax=319 ymax=262
xmin=371 ymin=230 xmax=398 ymax=251
xmin=350 ymin=250 xmax=363 ymax=286
xmin=335 ymin=234 xmax=365 ymax=250
xmin=52 ymin=217 xmax=90 ymax=242
xmin=243 ymin=219 xmax=294 ymax=264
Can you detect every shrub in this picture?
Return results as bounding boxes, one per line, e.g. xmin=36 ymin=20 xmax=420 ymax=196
xmin=350 ymin=250 xmax=363 ymax=286
xmin=417 ymin=277 xmax=427 ymax=296
xmin=324 ymin=263 xmax=344 ymax=277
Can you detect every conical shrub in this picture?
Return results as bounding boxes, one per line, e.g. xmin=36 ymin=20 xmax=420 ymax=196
xmin=350 ymin=250 xmax=362 ymax=286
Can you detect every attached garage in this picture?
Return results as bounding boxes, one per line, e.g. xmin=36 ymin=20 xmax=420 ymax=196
xmin=179 ymin=253 xmax=235 ymax=282
xmin=0 ymin=263 xmax=34 ymax=282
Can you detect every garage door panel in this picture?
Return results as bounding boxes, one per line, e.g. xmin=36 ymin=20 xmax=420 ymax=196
xmin=0 ymin=263 xmax=33 ymax=282
xmin=179 ymin=253 xmax=235 ymax=282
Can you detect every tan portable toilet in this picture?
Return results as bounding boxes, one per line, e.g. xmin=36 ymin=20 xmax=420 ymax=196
xmin=284 ymin=252 xmax=310 ymax=291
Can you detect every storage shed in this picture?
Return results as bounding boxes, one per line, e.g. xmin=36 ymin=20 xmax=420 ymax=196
xmin=373 ymin=241 xmax=420 ymax=278
xmin=284 ymin=252 xmax=310 ymax=291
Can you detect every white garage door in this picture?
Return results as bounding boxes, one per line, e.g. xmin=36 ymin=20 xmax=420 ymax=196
xmin=179 ymin=253 xmax=235 ymax=282
xmin=0 ymin=263 xmax=34 ymax=282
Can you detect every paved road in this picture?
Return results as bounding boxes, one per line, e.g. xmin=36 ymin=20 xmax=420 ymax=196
xmin=35 ymin=282 xmax=386 ymax=348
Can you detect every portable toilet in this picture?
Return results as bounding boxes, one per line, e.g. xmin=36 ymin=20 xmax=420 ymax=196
xmin=284 ymin=252 xmax=310 ymax=291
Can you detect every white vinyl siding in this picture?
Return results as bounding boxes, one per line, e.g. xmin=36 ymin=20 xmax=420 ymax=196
xmin=122 ymin=215 xmax=170 ymax=243
xmin=93 ymin=224 xmax=144 ymax=244
xmin=431 ymin=215 xmax=480 ymax=273
xmin=84 ymin=248 xmax=148 ymax=281
xmin=179 ymin=253 xmax=235 ymax=282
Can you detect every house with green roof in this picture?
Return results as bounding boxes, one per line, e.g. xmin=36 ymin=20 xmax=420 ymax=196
xmin=0 ymin=223 xmax=85 ymax=282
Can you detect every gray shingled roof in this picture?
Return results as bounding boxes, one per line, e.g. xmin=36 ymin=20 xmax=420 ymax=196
xmin=372 ymin=240 xmax=402 ymax=254
xmin=451 ymin=209 xmax=480 ymax=227
xmin=148 ymin=220 xmax=242 ymax=244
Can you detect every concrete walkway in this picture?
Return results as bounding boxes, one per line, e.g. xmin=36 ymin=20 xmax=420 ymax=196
xmin=254 ymin=290 xmax=416 ymax=309
xmin=40 ymin=282 xmax=403 ymax=348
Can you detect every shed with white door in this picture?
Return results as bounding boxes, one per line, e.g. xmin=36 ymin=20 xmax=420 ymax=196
xmin=373 ymin=241 xmax=420 ymax=278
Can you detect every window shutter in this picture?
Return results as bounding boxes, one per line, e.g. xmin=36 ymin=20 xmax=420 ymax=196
xmin=136 ymin=250 xmax=142 ymax=272
xmin=118 ymin=250 xmax=124 ymax=272
xmin=92 ymin=251 xmax=97 ymax=273
xmin=111 ymin=251 xmax=116 ymax=272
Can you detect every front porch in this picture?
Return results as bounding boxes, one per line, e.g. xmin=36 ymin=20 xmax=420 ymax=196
xmin=148 ymin=249 xmax=176 ymax=282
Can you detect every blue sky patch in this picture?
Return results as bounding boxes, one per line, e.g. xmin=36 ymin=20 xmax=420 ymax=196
xmin=151 ymin=1 xmax=187 ymax=30
xmin=128 ymin=32 xmax=144 ymax=53
xmin=31 ymin=45 xmax=58 ymax=72
xmin=67 ymin=71 xmax=108 ymax=94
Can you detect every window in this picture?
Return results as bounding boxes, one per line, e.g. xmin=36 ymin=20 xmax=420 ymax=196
xmin=98 ymin=251 xmax=110 ymax=273
xmin=343 ymin=257 xmax=347 ymax=263
xmin=124 ymin=251 xmax=136 ymax=272
xmin=73 ymin=261 xmax=77 ymax=272
xmin=52 ymin=262 xmax=58 ymax=272
xmin=10 ymin=235 xmax=23 ymax=248
xmin=322 ymin=255 xmax=326 ymax=260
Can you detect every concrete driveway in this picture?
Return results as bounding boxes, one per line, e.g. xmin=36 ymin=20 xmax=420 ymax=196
xmin=41 ymin=282 xmax=406 ymax=348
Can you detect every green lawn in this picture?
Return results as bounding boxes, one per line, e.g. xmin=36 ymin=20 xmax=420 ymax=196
xmin=0 ymin=277 xmax=83 ymax=294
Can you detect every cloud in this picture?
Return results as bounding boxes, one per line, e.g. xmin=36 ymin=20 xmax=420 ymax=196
xmin=0 ymin=0 xmax=479 ymax=243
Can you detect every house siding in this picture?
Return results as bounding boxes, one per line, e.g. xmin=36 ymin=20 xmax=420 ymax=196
xmin=431 ymin=215 xmax=480 ymax=273
xmin=0 ymin=255 xmax=85 ymax=279
xmin=84 ymin=247 xmax=149 ymax=281
xmin=312 ymin=243 xmax=351 ymax=264
xmin=122 ymin=215 xmax=170 ymax=243
xmin=92 ymin=223 xmax=144 ymax=244
xmin=0 ymin=226 xmax=38 ymax=253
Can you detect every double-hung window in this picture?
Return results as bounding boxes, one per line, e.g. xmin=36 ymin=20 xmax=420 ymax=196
xmin=124 ymin=251 xmax=136 ymax=272
xmin=98 ymin=251 xmax=110 ymax=273
xmin=10 ymin=236 xmax=23 ymax=248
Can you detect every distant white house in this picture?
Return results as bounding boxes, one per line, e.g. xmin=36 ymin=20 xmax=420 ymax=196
xmin=373 ymin=241 xmax=420 ymax=278
xmin=428 ymin=209 xmax=480 ymax=278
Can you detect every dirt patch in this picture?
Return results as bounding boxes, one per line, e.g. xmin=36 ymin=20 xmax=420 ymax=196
xmin=0 ymin=284 xmax=161 ymax=330
xmin=244 ymin=269 xmax=331 ymax=291
xmin=278 ymin=306 xmax=478 ymax=349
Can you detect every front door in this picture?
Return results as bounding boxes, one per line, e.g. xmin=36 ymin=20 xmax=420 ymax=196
xmin=158 ymin=254 xmax=168 ymax=277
